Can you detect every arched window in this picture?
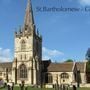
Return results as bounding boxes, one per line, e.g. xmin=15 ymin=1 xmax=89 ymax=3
xmin=21 ymin=40 xmax=26 ymax=51
xmin=19 ymin=64 xmax=27 ymax=79
xmin=61 ymin=73 xmax=69 ymax=79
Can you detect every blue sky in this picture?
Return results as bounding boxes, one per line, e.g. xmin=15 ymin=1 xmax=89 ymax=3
xmin=0 ymin=0 xmax=90 ymax=62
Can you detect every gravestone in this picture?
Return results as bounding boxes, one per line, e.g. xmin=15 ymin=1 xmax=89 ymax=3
xmin=11 ymin=83 xmax=14 ymax=90
xmin=19 ymin=84 xmax=22 ymax=90
xmin=4 ymin=83 xmax=7 ymax=88
xmin=62 ymin=85 xmax=65 ymax=90
xmin=73 ymin=85 xmax=76 ymax=90
xmin=60 ymin=85 xmax=63 ymax=90
xmin=7 ymin=85 xmax=11 ymax=90
xmin=19 ymin=83 xmax=25 ymax=90
xmin=60 ymin=85 xmax=65 ymax=90
xmin=19 ymin=84 xmax=21 ymax=90
xmin=54 ymin=84 xmax=56 ymax=90
xmin=66 ymin=86 xmax=68 ymax=90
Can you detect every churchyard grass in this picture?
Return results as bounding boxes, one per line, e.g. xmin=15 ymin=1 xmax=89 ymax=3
xmin=77 ymin=87 xmax=90 ymax=90
xmin=0 ymin=86 xmax=55 ymax=90
xmin=0 ymin=87 xmax=90 ymax=90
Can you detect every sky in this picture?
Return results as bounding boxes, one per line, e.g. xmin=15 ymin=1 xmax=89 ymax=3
xmin=0 ymin=0 xmax=90 ymax=62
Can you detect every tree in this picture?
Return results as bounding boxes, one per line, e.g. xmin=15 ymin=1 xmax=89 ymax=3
xmin=65 ymin=59 xmax=73 ymax=62
xmin=86 ymin=61 xmax=90 ymax=72
xmin=86 ymin=48 xmax=90 ymax=61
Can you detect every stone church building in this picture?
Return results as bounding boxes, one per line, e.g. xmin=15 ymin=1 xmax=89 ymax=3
xmin=0 ymin=0 xmax=87 ymax=87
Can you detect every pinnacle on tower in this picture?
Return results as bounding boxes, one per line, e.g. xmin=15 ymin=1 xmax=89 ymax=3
xmin=24 ymin=0 xmax=34 ymax=28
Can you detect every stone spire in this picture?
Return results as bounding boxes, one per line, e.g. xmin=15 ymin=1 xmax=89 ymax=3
xmin=24 ymin=0 xmax=34 ymax=28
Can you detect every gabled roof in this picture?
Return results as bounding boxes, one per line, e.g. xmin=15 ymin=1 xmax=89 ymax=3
xmin=47 ymin=62 xmax=74 ymax=72
xmin=0 ymin=62 xmax=12 ymax=72
xmin=0 ymin=62 xmax=12 ymax=68
xmin=76 ymin=62 xmax=85 ymax=73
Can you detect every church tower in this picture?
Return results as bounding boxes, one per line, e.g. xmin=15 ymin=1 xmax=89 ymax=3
xmin=12 ymin=0 xmax=42 ymax=85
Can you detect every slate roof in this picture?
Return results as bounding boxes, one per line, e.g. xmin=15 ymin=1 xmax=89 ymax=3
xmin=0 ymin=61 xmax=85 ymax=73
xmin=47 ymin=62 xmax=74 ymax=72
xmin=0 ymin=62 xmax=12 ymax=72
xmin=76 ymin=62 xmax=85 ymax=73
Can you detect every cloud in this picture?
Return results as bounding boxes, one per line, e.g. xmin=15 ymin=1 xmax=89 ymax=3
xmin=79 ymin=0 xmax=90 ymax=5
xmin=42 ymin=47 xmax=64 ymax=60
xmin=0 ymin=48 xmax=12 ymax=62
